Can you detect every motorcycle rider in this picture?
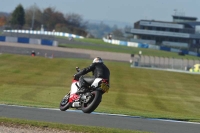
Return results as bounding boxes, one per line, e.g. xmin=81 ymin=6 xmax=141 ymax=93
xmin=74 ymin=57 xmax=110 ymax=94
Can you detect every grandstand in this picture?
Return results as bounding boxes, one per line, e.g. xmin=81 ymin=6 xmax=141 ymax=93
xmin=125 ymin=15 xmax=200 ymax=52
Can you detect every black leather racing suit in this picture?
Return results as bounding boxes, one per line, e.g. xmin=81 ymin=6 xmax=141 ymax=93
xmin=75 ymin=63 xmax=110 ymax=89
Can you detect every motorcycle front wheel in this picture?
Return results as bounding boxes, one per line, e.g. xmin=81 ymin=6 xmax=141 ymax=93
xmin=81 ymin=90 xmax=102 ymax=113
xmin=59 ymin=93 xmax=71 ymax=111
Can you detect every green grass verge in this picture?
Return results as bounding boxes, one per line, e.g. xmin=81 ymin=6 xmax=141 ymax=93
xmin=74 ymin=38 xmax=109 ymax=45
xmin=0 ymin=54 xmax=200 ymax=123
xmin=0 ymin=117 xmax=149 ymax=133
xmin=57 ymin=37 xmax=200 ymax=60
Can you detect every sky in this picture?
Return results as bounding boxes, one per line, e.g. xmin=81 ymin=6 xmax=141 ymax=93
xmin=1 ymin=0 xmax=200 ymax=26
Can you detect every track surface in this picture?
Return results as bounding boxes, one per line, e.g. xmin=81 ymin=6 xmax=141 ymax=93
xmin=0 ymin=42 xmax=130 ymax=62
xmin=0 ymin=105 xmax=200 ymax=133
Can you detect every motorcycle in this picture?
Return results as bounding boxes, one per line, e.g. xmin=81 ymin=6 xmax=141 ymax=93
xmin=59 ymin=67 xmax=109 ymax=113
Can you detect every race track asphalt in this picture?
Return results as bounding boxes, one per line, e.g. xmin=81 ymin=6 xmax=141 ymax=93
xmin=0 ymin=42 xmax=130 ymax=62
xmin=0 ymin=105 xmax=200 ymax=133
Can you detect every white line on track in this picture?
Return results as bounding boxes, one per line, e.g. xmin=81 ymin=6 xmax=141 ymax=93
xmin=1 ymin=104 xmax=200 ymax=125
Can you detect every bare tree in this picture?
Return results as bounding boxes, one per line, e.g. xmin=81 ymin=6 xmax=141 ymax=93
xmin=42 ymin=7 xmax=66 ymax=31
xmin=24 ymin=5 xmax=43 ymax=30
xmin=112 ymin=29 xmax=124 ymax=38
xmin=22 ymin=6 xmax=88 ymax=36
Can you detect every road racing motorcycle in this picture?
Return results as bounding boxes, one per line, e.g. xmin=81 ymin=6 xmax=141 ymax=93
xmin=59 ymin=67 xmax=109 ymax=113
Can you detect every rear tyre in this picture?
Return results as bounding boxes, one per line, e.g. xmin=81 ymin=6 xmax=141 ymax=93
xmin=81 ymin=90 xmax=102 ymax=113
xmin=59 ymin=94 xmax=71 ymax=111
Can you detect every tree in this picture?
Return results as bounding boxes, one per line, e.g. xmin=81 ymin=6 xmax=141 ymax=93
xmin=112 ymin=29 xmax=124 ymax=38
xmin=65 ymin=13 xmax=88 ymax=36
xmin=65 ymin=13 xmax=84 ymax=28
xmin=11 ymin=4 xmax=25 ymax=29
xmin=24 ymin=5 xmax=43 ymax=30
xmin=86 ymin=22 xmax=113 ymax=38
xmin=22 ymin=6 xmax=88 ymax=36
xmin=41 ymin=7 xmax=66 ymax=31
xmin=0 ymin=16 xmax=6 ymax=26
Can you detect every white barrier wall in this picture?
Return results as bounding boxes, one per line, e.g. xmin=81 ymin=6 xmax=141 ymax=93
xmin=171 ymin=48 xmax=181 ymax=53
xmin=5 ymin=36 xmax=18 ymax=43
xmin=53 ymin=41 xmax=58 ymax=47
xmin=189 ymin=51 xmax=198 ymax=56
xmin=148 ymin=44 xmax=160 ymax=50
xmin=4 ymin=30 xmax=84 ymax=39
xmin=0 ymin=36 xmax=58 ymax=46
xmin=102 ymin=37 xmax=199 ymax=57
xmin=29 ymin=38 xmax=41 ymax=45
xmin=127 ymin=42 xmax=138 ymax=47
xmin=112 ymin=40 xmax=120 ymax=45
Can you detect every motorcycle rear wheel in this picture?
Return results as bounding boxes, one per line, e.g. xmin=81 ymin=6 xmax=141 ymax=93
xmin=81 ymin=90 xmax=102 ymax=113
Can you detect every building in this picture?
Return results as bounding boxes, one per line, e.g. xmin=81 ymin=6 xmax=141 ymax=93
xmin=126 ymin=15 xmax=200 ymax=52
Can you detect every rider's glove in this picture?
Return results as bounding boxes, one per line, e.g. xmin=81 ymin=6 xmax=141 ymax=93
xmin=74 ymin=74 xmax=80 ymax=80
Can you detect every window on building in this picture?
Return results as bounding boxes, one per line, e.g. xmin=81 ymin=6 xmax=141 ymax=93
xmin=175 ymin=29 xmax=179 ymax=32
xmin=148 ymin=27 xmax=152 ymax=30
xmin=161 ymin=28 xmax=166 ymax=31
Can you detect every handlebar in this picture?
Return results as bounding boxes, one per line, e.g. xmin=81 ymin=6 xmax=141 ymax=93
xmin=76 ymin=67 xmax=80 ymax=72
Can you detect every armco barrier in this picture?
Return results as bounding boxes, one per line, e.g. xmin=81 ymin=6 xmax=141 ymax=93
xmin=0 ymin=36 xmax=58 ymax=46
xmin=29 ymin=38 xmax=41 ymax=45
xmin=127 ymin=42 xmax=138 ymax=47
xmin=0 ymin=36 xmax=5 ymax=41
xmin=181 ymin=50 xmax=189 ymax=55
xmin=3 ymin=30 xmax=84 ymax=39
xmin=171 ymin=48 xmax=181 ymax=53
xmin=6 ymin=36 xmax=18 ymax=43
xmin=148 ymin=44 xmax=160 ymax=50
xmin=41 ymin=39 xmax=53 ymax=46
xmin=188 ymin=51 xmax=197 ymax=56
xmin=102 ymin=37 xmax=199 ymax=57
xmin=119 ymin=41 xmax=127 ymax=46
xmin=138 ymin=43 xmax=149 ymax=48
xmin=159 ymin=46 xmax=171 ymax=51
xmin=18 ymin=37 xmax=29 ymax=43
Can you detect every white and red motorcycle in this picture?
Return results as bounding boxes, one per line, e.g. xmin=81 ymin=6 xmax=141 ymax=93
xmin=59 ymin=67 xmax=109 ymax=113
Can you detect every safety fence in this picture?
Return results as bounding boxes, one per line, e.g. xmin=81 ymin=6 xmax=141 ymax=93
xmin=0 ymin=36 xmax=58 ymax=46
xmin=3 ymin=30 xmax=84 ymax=39
xmin=103 ymin=38 xmax=200 ymax=57
xmin=131 ymin=54 xmax=200 ymax=70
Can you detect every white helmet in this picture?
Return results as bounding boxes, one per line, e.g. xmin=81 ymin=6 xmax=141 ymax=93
xmin=93 ymin=57 xmax=103 ymax=63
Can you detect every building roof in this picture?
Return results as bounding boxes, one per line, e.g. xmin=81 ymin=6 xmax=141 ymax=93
xmin=172 ymin=15 xmax=197 ymax=21
xmin=135 ymin=19 xmax=200 ymax=29
xmin=135 ymin=20 xmax=175 ymax=24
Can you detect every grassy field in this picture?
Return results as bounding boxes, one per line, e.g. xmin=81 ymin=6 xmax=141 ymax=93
xmin=0 ymin=54 xmax=200 ymax=123
xmin=58 ymin=37 xmax=200 ymax=60
xmin=0 ymin=117 xmax=149 ymax=133
xmin=1 ymin=37 xmax=199 ymax=132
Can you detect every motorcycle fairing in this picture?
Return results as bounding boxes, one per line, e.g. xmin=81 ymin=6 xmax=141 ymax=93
xmin=70 ymin=81 xmax=79 ymax=94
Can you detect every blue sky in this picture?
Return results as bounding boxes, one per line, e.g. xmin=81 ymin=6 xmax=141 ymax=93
xmin=1 ymin=0 xmax=200 ymax=25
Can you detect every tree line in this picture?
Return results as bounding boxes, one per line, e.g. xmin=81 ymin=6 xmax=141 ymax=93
xmin=0 ymin=4 xmax=131 ymax=38
xmin=0 ymin=4 xmax=88 ymax=36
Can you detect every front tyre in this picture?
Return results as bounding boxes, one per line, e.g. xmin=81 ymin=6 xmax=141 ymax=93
xmin=81 ymin=90 xmax=102 ymax=113
xmin=59 ymin=94 xmax=71 ymax=111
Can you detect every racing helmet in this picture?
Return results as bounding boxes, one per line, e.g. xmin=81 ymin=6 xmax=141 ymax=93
xmin=93 ymin=57 xmax=103 ymax=63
